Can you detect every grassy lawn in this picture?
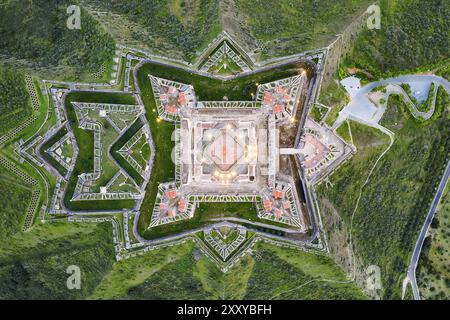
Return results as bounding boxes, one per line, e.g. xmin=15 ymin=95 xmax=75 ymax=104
xmin=140 ymin=60 xmax=310 ymax=101
xmin=309 ymin=104 xmax=328 ymax=123
xmin=110 ymin=118 xmax=145 ymax=186
xmin=39 ymin=126 xmax=68 ymax=176
xmin=199 ymin=40 xmax=248 ymax=74
xmin=325 ymin=104 xmax=345 ymax=127
xmin=336 ymin=120 xmax=352 ymax=144
xmin=63 ymin=91 xmax=137 ymax=211
xmin=94 ymin=116 xmax=121 ymax=189
xmin=320 ymin=79 xmax=348 ymax=127
xmin=130 ymin=133 xmax=151 ymax=169
xmin=136 ymin=66 xmax=176 ymax=233
xmin=142 ymin=202 xmax=258 ymax=240
xmin=209 ymin=56 xmax=243 ymax=75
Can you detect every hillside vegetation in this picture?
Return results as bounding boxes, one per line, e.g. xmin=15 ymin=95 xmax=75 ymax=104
xmin=318 ymin=89 xmax=450 ymax=298
xmin=0 ymin=0 xmax=115 ymax=81
xmin=343 ymin=0 xmax=450 ymax=77
xmin=82 ymin=0 xmax=221 ymax=62
xmin=0 ymin=67 xmax=31 ymax=135
xmin=92 ymin=241 xmax=365 ymax=299
xmin=0 ymin=167 xmax=32 ymax=239
xmin=417 ymin=185 xmax=450 ymax=299
xmin=0 ymin=221 xmax=115 ymax=299
xmin=236 ymin=0 xmax=372 ymax=59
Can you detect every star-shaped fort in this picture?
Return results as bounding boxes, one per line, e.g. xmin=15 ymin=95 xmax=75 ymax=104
xmin=20 ymin=32 xmax=353 ymax=270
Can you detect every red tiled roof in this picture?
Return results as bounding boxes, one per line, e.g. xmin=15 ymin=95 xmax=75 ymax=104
xmin=178 ymin=92 xmax=187 ymax=105
xmin=165 ymin=190 xmax=177 ymax=199
xmin=178 ymin=199 xmax=187 ymax=212
xmin=263 ymin=198 xmax=272 ymax=211
xmin=165 ymin=105 xmax=178 ymax=114
xmin=272 ymin=190 xmax=285 ymax=199
xmin=272 ymin=104 xmax=284 ymax=113
xmin=168 ymin=86 xmax=176 ymax=94
xmin=263 ymin=92 xmax=272 ymax=104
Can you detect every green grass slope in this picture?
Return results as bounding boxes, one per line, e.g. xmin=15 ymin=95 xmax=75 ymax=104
xmin=63 ymin=91 xmax=137 ymax=211
xmin=0 ymin=221 xmax=115 ymax=299
xmin=92 ymin=241 xmax=365 ymax=299
xmin=0 ymin=167 xmax=32 ymax=239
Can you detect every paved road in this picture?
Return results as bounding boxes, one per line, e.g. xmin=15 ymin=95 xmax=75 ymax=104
xmin=408 ymin=159 xmax=450 ymax=300
xmin=356 ymin=75 xmax=450 ymax=95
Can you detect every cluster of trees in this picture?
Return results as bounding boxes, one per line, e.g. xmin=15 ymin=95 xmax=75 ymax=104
xmin=237 ymin=0 xmax=372 ymax=56
xmin=417 ymin=236 xmax=450 ymax=299
xmin=436 ymin=64 xmax=450 ymax=81
xmin=0 ymin=67 xmax=31 ymax=135
xmin=86 ymin=0 xmax=221 ymax=62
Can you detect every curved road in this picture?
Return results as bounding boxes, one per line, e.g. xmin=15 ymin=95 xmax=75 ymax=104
xmin=408 ymin=159 xmax=450 ymax=300
xmin=334 ymin=73 xmax=450 ymax=299
xmin=334 ymin=74 xmax=450 ymax=129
